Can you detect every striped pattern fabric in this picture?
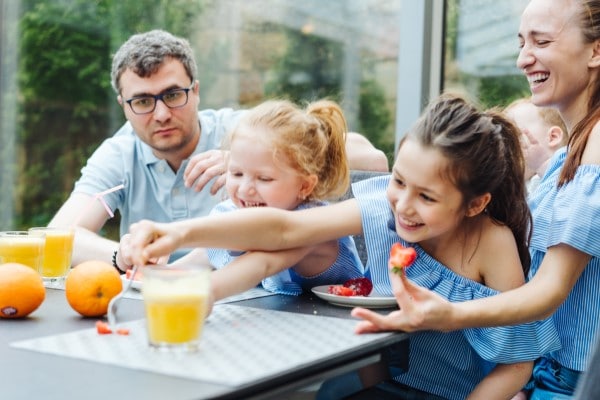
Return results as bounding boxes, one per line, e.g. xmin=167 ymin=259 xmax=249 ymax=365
xmin=528 ymin=147 xmax=600 ymax=372
xmin=207 ymin=199 xmax=364 ymax=295
xmin=352 ymin=176 xmax=561 ymax=400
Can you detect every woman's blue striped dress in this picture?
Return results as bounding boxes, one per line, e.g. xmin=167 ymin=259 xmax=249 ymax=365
xmin=528 ymin=147 xmax=600 ymax=372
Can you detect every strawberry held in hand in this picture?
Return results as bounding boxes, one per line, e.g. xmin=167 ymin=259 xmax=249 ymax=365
xmin=389 ymin=243 xmax=417 ymax=275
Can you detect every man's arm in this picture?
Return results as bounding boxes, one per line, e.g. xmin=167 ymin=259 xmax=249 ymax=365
xmin=49 ymin=192 xmax=118 ymax=266
xmin=346 ymin=132 xmax=389 ymax=172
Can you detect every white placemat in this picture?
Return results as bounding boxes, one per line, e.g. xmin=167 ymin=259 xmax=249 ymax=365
xmin=216 ymin=286 xmax=278 ymax=304
xmin=113 ymin=285 xmax=277 ymax=303
xmin=45 ymin=279 xmax=277 ymax=303
xmin=11 ymin=305 xmax=390 ymax=386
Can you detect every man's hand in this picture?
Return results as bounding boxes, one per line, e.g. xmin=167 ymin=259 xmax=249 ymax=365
xmin=184 ymin=149 xmax=228 ymax=194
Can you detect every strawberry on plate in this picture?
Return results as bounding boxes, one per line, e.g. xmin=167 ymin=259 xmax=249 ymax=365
xmin=388 ymin=243 xmax=417 ymax=275
xmin=125 ymin=268 xmax=143 ymax=281
xmin=342 ymin=277 xmax=373 ymax=296
xmin=328 ymin=286 xmax=356 ymax=296
xmin=328 ymin=277 xmax=373 ymax=297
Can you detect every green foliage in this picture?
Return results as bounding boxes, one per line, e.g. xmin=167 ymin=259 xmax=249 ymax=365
xmin=358 ymin=79 xmax=394 ymax=166
xmin=17 ymin=0 xmax=114 ymax=228
xmin=477 ymin=74 xmax=531 ymax=108
xmin=109 ymin=0 xmax=201 ymax=46
xmin=265 ymin=29 xmax=393 ymax=164
xmin=265 ymin=29 xmax=343 ymax=103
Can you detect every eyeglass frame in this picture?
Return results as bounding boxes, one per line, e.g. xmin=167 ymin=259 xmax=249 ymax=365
xmin=123 ymin=81 xmax=195 ymax=115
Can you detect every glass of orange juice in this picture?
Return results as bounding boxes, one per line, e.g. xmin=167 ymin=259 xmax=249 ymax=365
xmin=142 ymin=264 xmax=211 ymax=352
xmin=29 ymin=227 xmax=74 ymax=284
xmin=0 ymin=231 xmax=45 ymax=272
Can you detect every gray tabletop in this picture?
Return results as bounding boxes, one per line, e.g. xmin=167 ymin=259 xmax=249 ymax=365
xmin=3 ymin=288 xmax=408 ymax=400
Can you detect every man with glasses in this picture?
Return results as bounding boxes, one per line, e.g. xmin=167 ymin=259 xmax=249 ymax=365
xmin=49 ymin=29 xmax=388 ymax=270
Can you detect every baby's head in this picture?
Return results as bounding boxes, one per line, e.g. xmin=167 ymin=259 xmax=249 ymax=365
xmin=224 ymin=99 xmax=349 ymax=210
xmin=505 ymin=98 xmax=567 ymax=177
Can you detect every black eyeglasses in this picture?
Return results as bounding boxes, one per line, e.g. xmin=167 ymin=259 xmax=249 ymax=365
xmin=124 ymin=82 xmax=194 ymax=115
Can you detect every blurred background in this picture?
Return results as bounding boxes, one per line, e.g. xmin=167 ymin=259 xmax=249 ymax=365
xmin=0 ymin=0 xmax=529 ymax=237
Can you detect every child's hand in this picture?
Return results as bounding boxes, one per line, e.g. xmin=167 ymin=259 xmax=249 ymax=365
xmin=116 ymin=233 xmax=169 ymax=271
xmin=352 ymin=267 xmax=454 ymax=333
xmin=128 ymin=220 xmax=181 ymax=266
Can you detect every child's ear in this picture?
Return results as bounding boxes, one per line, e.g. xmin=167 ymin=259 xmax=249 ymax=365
xmin=466 ymin=193 xmax=491 ymax=217
xmin=299 ymin=175 xmax=318 ymax=200
xmin=547 ymin=126 xmax=566 ymax=148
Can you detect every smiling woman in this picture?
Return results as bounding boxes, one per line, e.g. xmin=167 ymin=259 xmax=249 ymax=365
xmin=349 ymin=1 xmax=600 ymax=398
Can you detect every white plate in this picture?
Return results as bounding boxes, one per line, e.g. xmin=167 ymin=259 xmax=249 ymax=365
xmin=311 ymin=285 xmax=398 ymax=309
xmin=121 ymin=275 xmax=142 ymax=291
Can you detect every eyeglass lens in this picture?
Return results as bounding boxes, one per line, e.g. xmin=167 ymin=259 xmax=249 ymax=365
xmin=128 ymin=87 xmax=190 ymax=114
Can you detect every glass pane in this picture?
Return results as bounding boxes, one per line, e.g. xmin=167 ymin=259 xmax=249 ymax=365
xmin=444 ymin=0 xmax=529 ymax=107
xmin=0 ymin=0 xmax=402 ymax=233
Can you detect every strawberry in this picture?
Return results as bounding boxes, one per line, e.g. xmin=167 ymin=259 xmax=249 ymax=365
xmin=343 ymin=277 xmax=373 ymax=296
xmin=328 ymin=285 xmax=356 ymax=296
xmin=95 ymin=320 xmax=112 ymax=335
xmin=327 ymin=277 xmax=373 ymax=297
xmin=125 ymin=268 xmax=143 ymax=281
xmin=388 ymin=243 xmax=417 ymax=275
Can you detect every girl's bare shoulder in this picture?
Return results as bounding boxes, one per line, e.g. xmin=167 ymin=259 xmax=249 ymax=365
xmin=475 ymin=217 xmax=525 ymax=290
xmin=478 ymin=216 xmax=518 ymax=251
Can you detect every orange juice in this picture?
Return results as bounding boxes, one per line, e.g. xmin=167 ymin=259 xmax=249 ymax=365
xmin=0 ymin=231 xmax=45 ymax=271
xmin=142 ymin=265 xmax=210 ymax=351
xmin=30 ymin=228 xmax=74 ymax=279
xmin=145 ymin=294 xmax=208 ymax=344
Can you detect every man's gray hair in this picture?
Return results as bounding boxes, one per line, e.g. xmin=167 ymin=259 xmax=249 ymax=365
xmin=110 ymin=29 xmax=197 ymax=94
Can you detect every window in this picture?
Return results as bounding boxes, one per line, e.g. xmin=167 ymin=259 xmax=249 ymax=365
xmin=444 ymin=0 xmax=529 ymax=106
xmin=0 ymin=0 xmax=530 ymax=233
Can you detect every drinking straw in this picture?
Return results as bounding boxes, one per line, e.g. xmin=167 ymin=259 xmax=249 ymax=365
xmin=71 ymin=184 xmax=125 ymax=227
xmin=93 ymin=184 xmax=125 ymax=218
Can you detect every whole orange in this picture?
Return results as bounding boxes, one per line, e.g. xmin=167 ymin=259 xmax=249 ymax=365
xmin=0 ymin=263 xmax=46 ymax=318
xmin=65 ymin=260 xmax=122 ymax=317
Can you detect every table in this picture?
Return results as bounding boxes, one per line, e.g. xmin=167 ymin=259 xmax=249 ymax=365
xmin=2 ymin=288 xmax=409 ymax=400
